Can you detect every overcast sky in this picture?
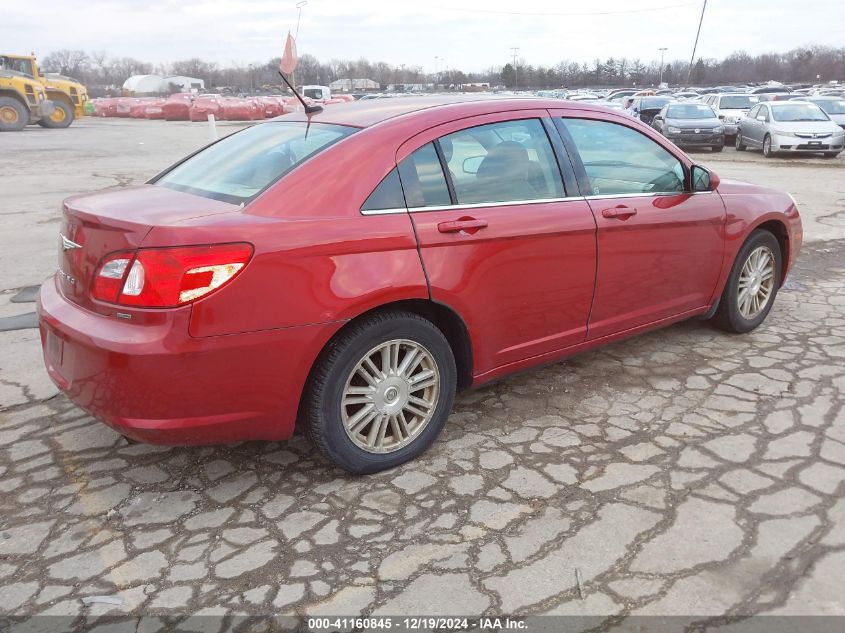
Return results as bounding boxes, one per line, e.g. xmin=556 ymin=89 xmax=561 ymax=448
xmin=7 ymin=0 xmax=844 ymax=71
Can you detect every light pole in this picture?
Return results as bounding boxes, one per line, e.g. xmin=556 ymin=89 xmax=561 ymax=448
xmin=434 ymin=56 xmax=441 ymax=87
xmin=659 ymin=47 xmax=668 ymax=85
xmin=248 ymin=63 xmax=254 ymax=95
xmin=295 ymin=1 xmax=307 ymax=39
xmin=292 ymin=1 xmax=307 ymax=89
xmin=510 ymin=47 xmax=520 ymax=90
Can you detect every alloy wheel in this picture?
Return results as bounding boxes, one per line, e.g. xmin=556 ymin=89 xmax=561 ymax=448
xmin=341 ymin=338 xmax=440 ymax=454
xmin=737 ymin=246 xmax=775 ymax=319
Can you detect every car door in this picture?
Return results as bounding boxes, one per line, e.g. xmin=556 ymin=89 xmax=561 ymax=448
xmin=550 ymin=111 xmax=725 ymax=340
xmin=747 ymin=104 xmax=767 ymax=146
xmin=393 ymin=112 xmax=597 ymax=375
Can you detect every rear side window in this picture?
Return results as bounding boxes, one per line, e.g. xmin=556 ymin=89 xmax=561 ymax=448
xmin=155 ymin=122 xmax=356 ymax=205
xmin=438 ymin=119 xmax=564 ymax=205
xmin=361 ymin=168 xmax=405 ymax=212
xmin=561 ymin=118 xmax=684 ymax=196
xmin=397 ymin=143 xmax=452 ymax=208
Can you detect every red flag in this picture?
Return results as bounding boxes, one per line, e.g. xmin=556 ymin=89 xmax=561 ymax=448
xmin=279 ymin=32 xmax=298 ymax=74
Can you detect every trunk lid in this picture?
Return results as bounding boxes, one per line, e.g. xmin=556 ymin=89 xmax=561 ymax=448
xmin=58 ymin=184 xmax=239 ymax=311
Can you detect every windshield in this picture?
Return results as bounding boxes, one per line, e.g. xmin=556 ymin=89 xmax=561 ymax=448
xmin=0 ymin=55 xmax=33 ymax=76
xmin=666 ymin=104 xmax=716 ymax=119
xmin=813 ymin=100 xmax=845 ymax=115
xmin=771 ymin=104 xmax=830 ymax=122
xmin=155 ymin=122 xmax=356 ymax=204
xmin=719 ymin=95 xmax=758 ymax=109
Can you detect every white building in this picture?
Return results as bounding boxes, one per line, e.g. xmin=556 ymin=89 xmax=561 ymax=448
xmin=123 ymin=74 xmax=167 ymax=95
xmin=123 ymin=74 xmax=205 ymax=95
xmin=329 ymin=78 xmax=380 ymax=92
xmin=163 ymin=75 xmax=205 ymax=92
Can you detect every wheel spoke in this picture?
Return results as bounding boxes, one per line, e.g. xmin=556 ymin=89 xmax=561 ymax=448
xmin=362 ymin=357 xmax=383 ymax=382
xmin=409 ymin=369 xmax=436 ymax=391
xmin=366 ymin=413 xmax=388 ymax=447
xmin=347 ymin=404 xmax=377 ymax=434
xmin=397 ymin=347 xmax=421 ymax=377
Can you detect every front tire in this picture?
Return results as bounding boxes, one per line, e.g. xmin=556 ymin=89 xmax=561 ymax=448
xmin=303 ymin=311 xmax=457 ymax=474
xmin=38 ymin=100 xmax=74 ymax=128
xmin=823 ymin=151 xmax=840 ymax=159
xmin=763 ymin=134 xmax=774 ymax=158
xmin=735 ymin=132 xmax=747 ymax=151
xmin=712 ymin=143 xmax=724 ymax=153
xmin=0 ymin=97 xmax=28 ymax=131
xmin=711 ymin=230 xmax=782 ymax=334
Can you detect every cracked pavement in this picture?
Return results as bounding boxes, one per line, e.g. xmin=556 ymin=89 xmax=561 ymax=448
xmin=1 ymin=119 xmax=844 ymax=623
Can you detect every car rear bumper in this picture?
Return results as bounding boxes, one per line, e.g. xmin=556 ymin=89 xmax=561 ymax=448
xmin=37 ymin=276 xmax=340 ymax=445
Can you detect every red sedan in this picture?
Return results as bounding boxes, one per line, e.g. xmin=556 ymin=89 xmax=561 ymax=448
xmin=38 ymin=97 xmax=802 ymax=473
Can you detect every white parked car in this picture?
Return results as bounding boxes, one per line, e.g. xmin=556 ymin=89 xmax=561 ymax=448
xmin=736 ymin=101 xmax=845 ymax=158
xmin=701 ymin=93 xmax=760 ymax=138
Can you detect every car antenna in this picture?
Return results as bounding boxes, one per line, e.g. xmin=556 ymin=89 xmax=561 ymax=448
xmin=278 ymin=31 xmax=322 ymax=115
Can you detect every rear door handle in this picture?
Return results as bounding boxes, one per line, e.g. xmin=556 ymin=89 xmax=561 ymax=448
xmin=437 ymin=218 xmax=488 ymax=234
xmin=602 ymin=206 xmax=638 ymax=220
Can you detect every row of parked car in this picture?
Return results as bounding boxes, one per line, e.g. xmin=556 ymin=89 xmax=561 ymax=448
xmin=90 ymin=93 xmax=356 ymax=121
xmin=533 ymin=83 xmax=845 ymax=158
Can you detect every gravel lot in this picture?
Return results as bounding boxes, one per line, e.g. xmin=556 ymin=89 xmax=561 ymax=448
xmin=1 ymin=118 xmax=844 ymax=624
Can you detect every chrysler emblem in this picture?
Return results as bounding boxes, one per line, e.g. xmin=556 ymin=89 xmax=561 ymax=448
xmin=694 ymin=128 xmax=700 ymax=133
xmin=60 ymin=234 xmax=81 ymax=251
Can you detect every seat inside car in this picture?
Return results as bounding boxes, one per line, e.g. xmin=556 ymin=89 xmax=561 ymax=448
xmin=475 ymin=140 xmax=545 ymax=201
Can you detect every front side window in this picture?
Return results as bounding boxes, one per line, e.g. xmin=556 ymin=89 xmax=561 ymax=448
xmin=562 ymin=118 xmax=685 ymax=196
xmin=747 ymin=105 xmax=761 ymax=119
xmin=155 ymin=122 xmax=356 ymax=204
xmin=438 ymin=119 xmax=564 ymax=205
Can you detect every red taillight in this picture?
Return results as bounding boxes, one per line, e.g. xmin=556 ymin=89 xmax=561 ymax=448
xmin=92 ymin=243 xmax=253 ymax=308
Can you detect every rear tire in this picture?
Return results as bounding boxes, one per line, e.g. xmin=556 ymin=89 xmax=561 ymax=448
xmin=303 ymin=311 xmax=457 ymax=474
xmin=38 ymin=100 xmax=74 ymax=128
xmin=0 ymin=97 xmax=28 ymax=131
xmin=711 ymin=230 xmax=782 ymax=334
xmin=735 ymin=132 xmax=747 ymax=151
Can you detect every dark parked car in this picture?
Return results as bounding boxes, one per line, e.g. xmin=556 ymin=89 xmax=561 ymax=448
xmin=652 ymin=102 xmax=725 ymax=151
xmin=630 ymin=96 xmax=673 ymax=125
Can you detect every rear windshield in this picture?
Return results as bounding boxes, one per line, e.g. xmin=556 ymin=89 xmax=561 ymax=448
xmin=719 ymin=95 xmax=758 ymax=109
xmin=666 ymin=104 xmax=716 ymax=119
xmin=155 ymin=122 xmax=357 ymax=204
xmin=771 ymin=104 xmax=830 ymax=122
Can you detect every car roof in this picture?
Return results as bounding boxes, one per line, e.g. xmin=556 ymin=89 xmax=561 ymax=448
xmin=275 ymin=94 xmax=615 ymax=128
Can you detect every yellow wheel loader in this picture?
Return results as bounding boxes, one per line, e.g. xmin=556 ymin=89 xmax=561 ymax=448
xmin=0 ymin=53 xmax=88 ymax=128
xmin=0 ymin=69 xmax=55 ymax=131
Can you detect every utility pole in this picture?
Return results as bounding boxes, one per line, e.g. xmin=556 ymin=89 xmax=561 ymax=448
xmin=510 ymin=47 xmax=520 ymax=90
xmin=686 ymin=0 xmax=707 ymax=86
xmin=659 ymin=47 xmax=668 ymax=85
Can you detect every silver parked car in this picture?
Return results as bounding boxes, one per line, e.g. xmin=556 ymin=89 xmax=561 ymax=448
xmin=702 ymin=93 xmax=760 ymax=138
xmin=736 ymin=101 xmax=845 ymax=158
